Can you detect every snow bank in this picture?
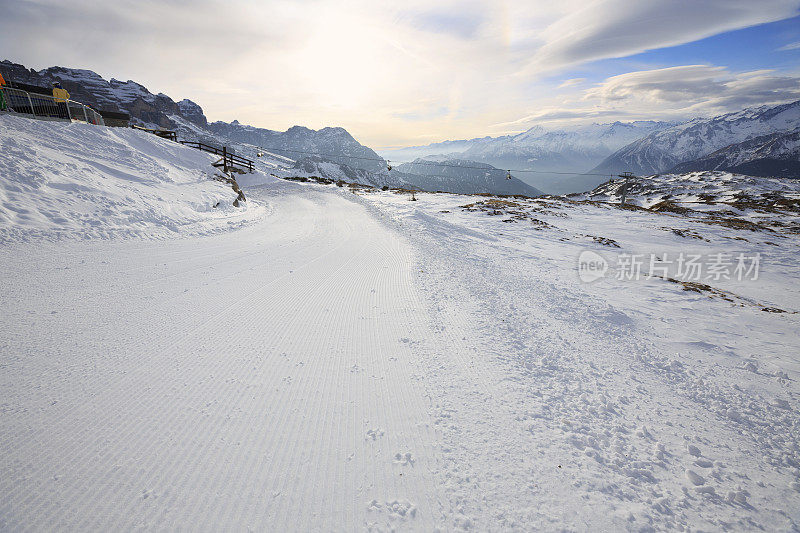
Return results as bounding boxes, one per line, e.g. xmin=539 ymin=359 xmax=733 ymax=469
xmin=577 ymin=171 xmax=800 ymax=208
xmin=0 ymin=114 xmax=267 ymax=243
xmin=352 ymin=184 xmax=800 ymax=530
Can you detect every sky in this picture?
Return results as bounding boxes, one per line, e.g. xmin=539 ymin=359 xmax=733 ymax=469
xmin=2 ymin=0 xmax=800 ymax=148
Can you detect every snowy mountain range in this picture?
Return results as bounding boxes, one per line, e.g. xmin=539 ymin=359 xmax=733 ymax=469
xmin=2 ymin=59 xmax=547 ymax=197
xmin=396 ymin=158 xmax=543 ymax=196
xmin=381 ymin=121 xmax=673 ymax=194
xmin=670 ymin=128 xmax=800 ymax=178
xmin=206 ymin=122 xmax=385 ymax=172
xmin=4 ymin=59 xmax=798 ymax=196
xmin=0 ymin=60 xmax=383 ymax=169
xmin=593 ymin=100 xmax=800 ymax=178
xmin=283 ymin=156 xmax=410 ymax=188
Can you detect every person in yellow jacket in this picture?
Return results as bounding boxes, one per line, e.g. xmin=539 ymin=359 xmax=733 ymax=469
xmin=52 ymin=81 xmax=69 ymax=102
xmin=52 ymin=82 xmax=70 ymax=119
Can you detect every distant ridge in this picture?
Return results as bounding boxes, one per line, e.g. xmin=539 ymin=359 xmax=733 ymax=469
xmin=669 ymin=128 xmax=800 ymax=178
xmin=591 ymin=100 xmax=800 ymax=178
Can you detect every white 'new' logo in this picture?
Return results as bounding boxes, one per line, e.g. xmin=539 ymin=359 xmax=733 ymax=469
xmin=578 ymin=250 xmax=608 ymax=283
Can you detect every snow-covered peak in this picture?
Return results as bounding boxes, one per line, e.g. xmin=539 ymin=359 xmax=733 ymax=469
xmin=510 ymin=125 xmax=549 ymax=142
xmin=48 ymin=67 xmax=106 ymax=84
xmin=107 ymin=78 xmax=156 ymax=104
xmin=287 ymin=125 xmax=313 ymax=134
xmin=178 ymin=99 xmax=202 ymax=113
xmin=177 ymin=99 xmax=207 ymax=127
xmin=593 ymin=100 xmax=800 ymax=176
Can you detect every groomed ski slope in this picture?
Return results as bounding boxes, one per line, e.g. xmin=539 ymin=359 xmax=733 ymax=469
xmin=1 ymin=184 xmax=445 ymax=530
xmin=2 ymin=117 xmax=800 ymax=531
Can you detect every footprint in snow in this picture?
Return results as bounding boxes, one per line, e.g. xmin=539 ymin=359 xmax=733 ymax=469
xmin=686 ymin=469 xmax=705 ymax=486
xmin=393 ymin=452 xmax=414 ymax=466
xmin=366 ymin=428 xmax=384 ymax=440
xmin=367 ymin=499 xmax=416 ymax=520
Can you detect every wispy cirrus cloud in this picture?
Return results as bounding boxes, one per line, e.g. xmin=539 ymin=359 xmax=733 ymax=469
xmin=524 ymin=0 xmax=800 ymax=72
xmin=496 ymin=65 xmax=800 ymax=131
xmin=558 ymin=78 xmax=586 ymax=89
xmin=583 ymin=65 xmax=800 ymax=111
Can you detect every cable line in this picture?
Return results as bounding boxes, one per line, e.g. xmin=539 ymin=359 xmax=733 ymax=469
xmin=253 ymin=144 xmax=618 ymax=177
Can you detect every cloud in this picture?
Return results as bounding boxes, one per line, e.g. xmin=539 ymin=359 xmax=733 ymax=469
xmin=558 ymin=78 xmax=586 ymax=88
xmin=526 ymin=0 xmax=800 ymax=72
xmin=497 ymin=65 xmax=800 ymax=131
xmin=778 ymin=40 xmax=800 ymax=50
xmin=583 ymin=65 xmax=730 ymax=103
xmin=583 ymin=65 xmax=800 ymax=112
xmin=1 ymin=0 xmax=799 ymax=147
xmin=491 ymin=108 xmax=623 ymax=129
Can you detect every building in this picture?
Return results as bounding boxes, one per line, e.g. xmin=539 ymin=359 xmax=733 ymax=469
xmin=99 ymin=110 xmax=130 ymax=128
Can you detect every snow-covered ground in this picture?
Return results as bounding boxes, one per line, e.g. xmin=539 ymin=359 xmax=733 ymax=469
xmin=576 ymin=171 xmax=800 ymax=208
xmin=348 ymin=184 xmax=800 ymax=530
xmin=1 ymin=117 xmax=799 ymax=530
xmin=0 ymin=114 xmax=265 ymax=243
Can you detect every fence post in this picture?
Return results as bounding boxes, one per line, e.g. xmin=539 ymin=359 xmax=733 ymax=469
xmin=26 ymin=93 xmax=35 ymax=116
xmin=82 ymin=104 xmax=88 ymax=123
xmin=223 ymin=146 xmax=228 ymax=173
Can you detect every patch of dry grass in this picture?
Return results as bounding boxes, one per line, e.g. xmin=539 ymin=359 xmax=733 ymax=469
xmin=649 ymin=200 xmax=694 ymax=214
xmin=665 ymin=227 xmax=707 ymax=240
xmin=701 ymin=215 xmax=773 ymax=232
xmin=663 ymin=277 xmax=792 ymax=313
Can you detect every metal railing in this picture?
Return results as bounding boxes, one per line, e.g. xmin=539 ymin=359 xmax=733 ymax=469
xmin=0 ymin=86 xmax=105 ymax=126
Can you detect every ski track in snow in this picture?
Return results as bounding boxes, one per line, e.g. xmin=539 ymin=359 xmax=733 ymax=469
xmin=2 ymin=173 xmax=800 ymax=530
xmin=350 ymin=188 xmax=800 ymax=531
xmin=0 ymin=182 xmax=444 ymax=531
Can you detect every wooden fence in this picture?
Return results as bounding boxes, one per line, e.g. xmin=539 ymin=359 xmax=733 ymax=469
xmin=131 ymin=125 xmax=177 ymax=141
xmin=179 ymin=141 xmax=254 ymax=173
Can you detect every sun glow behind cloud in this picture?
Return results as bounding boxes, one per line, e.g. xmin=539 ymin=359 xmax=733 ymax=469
xmin=1 ymin=0 xmax=799 ymax=147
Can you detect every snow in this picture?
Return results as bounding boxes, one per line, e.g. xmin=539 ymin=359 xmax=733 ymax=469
xmin=576 ymin=171 xmax=800 ymax=208
xmin=47 ymin=67 xmax=158 ymax=107
xmin=380 ymin=121 xmax=672 ymax=163
xmin=0 ymin=180 xmax=443 ymax=531
xmin=1 ymin=117 xmax=800 ymax=530
xmin=596 ymin=100 xmax=800 ymax=176
xmin=379 ymin=121 xmax=674 ymax=194
xmin=0 ymin=114 xmax=265 ymax=243
xmin=347 ymin=183 xmax=800 ymax=530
